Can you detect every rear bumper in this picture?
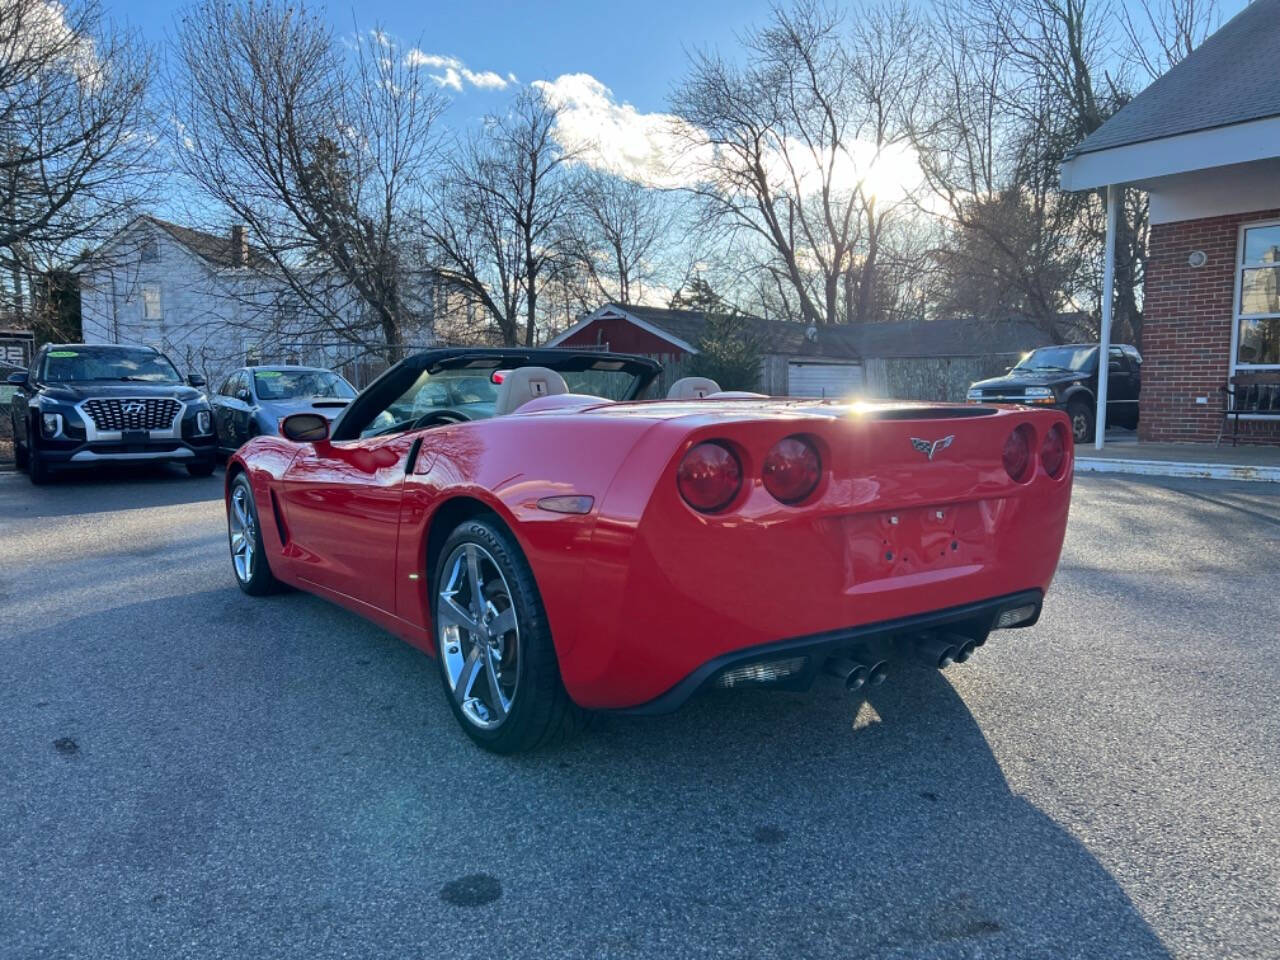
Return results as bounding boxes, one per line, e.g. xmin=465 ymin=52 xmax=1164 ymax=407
xmin=613 ymin=589 xmax=1043 ymax=714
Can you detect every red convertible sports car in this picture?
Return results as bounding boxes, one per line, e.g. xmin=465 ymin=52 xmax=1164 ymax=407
xmin=225 ymin=347 xmax=1073 ymax=752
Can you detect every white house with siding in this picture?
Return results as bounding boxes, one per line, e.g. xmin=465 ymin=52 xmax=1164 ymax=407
xmin=75 ymin=216 xmax=443 ymax=385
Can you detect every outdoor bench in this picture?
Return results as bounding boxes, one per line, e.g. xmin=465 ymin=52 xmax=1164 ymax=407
xmin=1218 ymin=372 xmax=1280 ymax=446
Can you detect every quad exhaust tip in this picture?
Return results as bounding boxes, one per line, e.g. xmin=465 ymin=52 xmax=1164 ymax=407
xmin=911 ymin=634 xmax=959 ymax=669
xmin=824 ymin=657 xmax=889 ymax=693
xmin=911 ymin=632 xmax=984 ymax=668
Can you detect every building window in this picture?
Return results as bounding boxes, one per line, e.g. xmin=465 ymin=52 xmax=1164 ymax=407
xmin=1235 ymin=221 xmax=1280 ymax=366
xmin=141 ymin=283 xmax=163 ymax=320
xmin=140 ymin=238 xmax=159 ymax=263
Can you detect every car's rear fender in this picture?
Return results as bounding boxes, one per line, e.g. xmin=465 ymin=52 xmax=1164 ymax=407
xmin=398 ymin=415 xmax=664 ymax=654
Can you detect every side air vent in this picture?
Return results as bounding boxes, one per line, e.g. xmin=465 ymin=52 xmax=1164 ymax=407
xmin=269 ymin=489 xmax=289 ymax=545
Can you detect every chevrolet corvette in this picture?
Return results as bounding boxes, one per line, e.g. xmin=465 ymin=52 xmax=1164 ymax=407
xmin=225 ymin=347 xmax=1073 ymax=752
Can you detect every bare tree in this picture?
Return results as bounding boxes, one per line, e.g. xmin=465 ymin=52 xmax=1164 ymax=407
xmin=1118 ymin=0 xmax=1220 ymax=81
xmin=910 ymin=4 xmax=1077 ymax=335
xmin=562 ymin=167 xmax=673 ymax=306
xmin=0 ymin=0 xmax=153 ymax=320
xmin=671 ymin=1 xmax=926 ymax=327
xmin=987 ymin=0 xmax=1153 ymax=343
xmin=428 ymin=87 xmax=572 ymax=346
xmin=168 ymin=0 xmax=445 ymax=361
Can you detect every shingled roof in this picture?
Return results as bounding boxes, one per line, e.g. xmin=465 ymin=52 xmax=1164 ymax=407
xmin=583 ymin=304 xmax=1070 ymax=360
xmin=143 ymin=216 xmax=271 ymax=270
xmin=1066 ymin=0 xmax=1280 ymax=158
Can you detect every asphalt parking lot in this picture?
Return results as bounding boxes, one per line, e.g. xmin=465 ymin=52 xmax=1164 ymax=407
xmin=1 ymin=467 xmax=1277 ymax=960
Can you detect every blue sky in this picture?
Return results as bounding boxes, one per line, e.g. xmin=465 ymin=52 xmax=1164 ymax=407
xmin=115 ymin=0 xmax=778 ymax=115
xmin=118 ymin=0 xmax=1252 ymax=214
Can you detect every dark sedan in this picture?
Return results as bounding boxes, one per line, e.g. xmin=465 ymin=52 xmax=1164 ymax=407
xmin=211 ymin=365 xmax=356 ymax=454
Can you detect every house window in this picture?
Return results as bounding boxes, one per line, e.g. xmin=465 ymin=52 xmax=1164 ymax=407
xmin=1235 ymin=221 xmax=1280 ymax=366
xmin=140 ymin=238 xmax=159 ymax=263
xmin=141 ymin=283 xmax=163 ymax=320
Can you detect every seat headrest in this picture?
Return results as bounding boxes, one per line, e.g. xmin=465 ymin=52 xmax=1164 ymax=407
xmin=494 ymin=366 xmax=569 ymax=415
xmin=667 ymin=377 xmax=721 ymax=400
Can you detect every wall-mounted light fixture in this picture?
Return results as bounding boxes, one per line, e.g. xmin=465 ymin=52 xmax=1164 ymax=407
xmin=1187 ymin=250 xmax=1208 ymax=268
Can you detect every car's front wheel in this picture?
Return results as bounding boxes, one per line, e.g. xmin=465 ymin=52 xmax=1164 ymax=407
xmin=1067 ymin=397 xmax=1095 ymax=444
xmin=27 ymin=443 xmax=51 ymax=485
xmin=13 ymin=433 xmax=28 ymax=470
xmin=432 ymin=519 xmax=585 ymax=753
xmin=227 ymin=473 xmax=281 ymax=595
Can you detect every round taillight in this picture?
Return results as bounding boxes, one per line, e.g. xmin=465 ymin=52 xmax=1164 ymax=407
xmin=677 ymin=442 xmax=742 ymax=512
xmin=762 ymin=435 xmax=821 ymax=504
xmin=1002 ymin=424 xmax=1034 ymax=482
xmin=1041 ymin=423 xmax=1068 ymax=478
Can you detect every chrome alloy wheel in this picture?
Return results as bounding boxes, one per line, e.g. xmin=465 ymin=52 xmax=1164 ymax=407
xmin=437 ymin=543 xmax=521 ymax=729
xmin=1071 ymin=411 xmax=1091 ymax=443
xmin=228 ymin=485 xmax=257 ymax=583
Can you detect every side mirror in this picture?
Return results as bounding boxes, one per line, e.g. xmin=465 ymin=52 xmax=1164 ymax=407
xmin=188 ymin=373 xmax=206 ymax=387
xmin=236 ymin=388 xmax=251 ymax=403
xmin=281 ymin=412 xmax=329 ymax=443
xmin=6 ymin=371 xmax=25 ymax=386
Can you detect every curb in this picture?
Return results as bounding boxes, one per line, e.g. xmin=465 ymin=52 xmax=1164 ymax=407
xmin=1075 ymin=457 xmax=1280 ymax=483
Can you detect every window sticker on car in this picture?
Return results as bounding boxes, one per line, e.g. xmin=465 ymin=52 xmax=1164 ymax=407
xmin=49 ymin=350 xmax=78 ymax=357
xmin=256 ymin=370 xmax=282 ymax=377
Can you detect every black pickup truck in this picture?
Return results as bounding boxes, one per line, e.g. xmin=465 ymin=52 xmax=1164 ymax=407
xmin=7 ymin=343 xmax=218 ymax=484
xmin=966 ymin=343 xmax=1142 ymax=443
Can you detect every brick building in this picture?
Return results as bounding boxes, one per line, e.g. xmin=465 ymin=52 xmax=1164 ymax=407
xmin=1060 ymin=0 xmax=1280 ymax=446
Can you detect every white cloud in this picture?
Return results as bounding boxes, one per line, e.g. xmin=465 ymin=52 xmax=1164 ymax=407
xmin=404 ymin=50 xmax=510 ymax=92
xmin=404 ymin=51 xmax=458 ymax=69
xmin=535 ymin=73 xmax=926 ymax=204
xmin=463 ymin=69 xmax=508 ymax=90
xmin=533 ymin=74 xmax=706 ymax=190
xmin=434 ymin=67 xmax=463 ymax=92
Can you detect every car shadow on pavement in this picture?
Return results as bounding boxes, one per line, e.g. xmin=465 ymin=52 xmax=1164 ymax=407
xmin=2 ymin=585 xmax=1174 ymax=960
xmin=0 ymin=462 xmax=224 ymax=517
xmin=535 ymin=663 xmax=1176 ymax=959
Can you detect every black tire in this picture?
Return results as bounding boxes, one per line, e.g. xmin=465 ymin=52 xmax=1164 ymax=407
xmin=431 ymin=518 xmax=586 ymax=754
xmin=1067 ymin=398 xmax=1095 ymax=444
xmin=227 ymin=473 xmax=282 ymax=595
xmin=13 ymin=431 xmax=29 ymax=470
xmin=187 ymin=458 xmax=217 ymax=477
xmin=28 ymin=444 xmax=51 ymax=485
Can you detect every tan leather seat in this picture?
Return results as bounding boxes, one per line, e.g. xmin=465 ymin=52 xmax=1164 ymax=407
xmin=494 ymin=366 xmax=569 ymax=415
xmin=667 ymin=377 xmax=721 ymax=399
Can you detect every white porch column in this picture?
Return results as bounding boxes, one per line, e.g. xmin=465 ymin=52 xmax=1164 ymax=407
xmin=1095 ymin=183 xmax=1118 ymax=450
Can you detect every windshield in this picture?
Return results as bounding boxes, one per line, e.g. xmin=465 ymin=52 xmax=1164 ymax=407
xmin=1014 ymin=346 xmax=1097 ymax=373
xmin=366 ymin=370 xmax=501 ymax=435
xmin=334 ymin=350 xmax=659 ymax=441
xmin=254 ymin=369 xmax=355 ymax=401
xmin=357 ymin=361 xmax=653 ymax=438
xmin=42 ymin=347 xmax=182 ymax=384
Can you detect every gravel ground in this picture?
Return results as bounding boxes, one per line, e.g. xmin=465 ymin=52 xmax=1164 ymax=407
xmin=0 ymin=466 xmax=1276 ymax=960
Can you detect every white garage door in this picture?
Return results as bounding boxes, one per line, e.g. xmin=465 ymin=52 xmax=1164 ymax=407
xmin=786 ymin=361 xmax=865 ymax=398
